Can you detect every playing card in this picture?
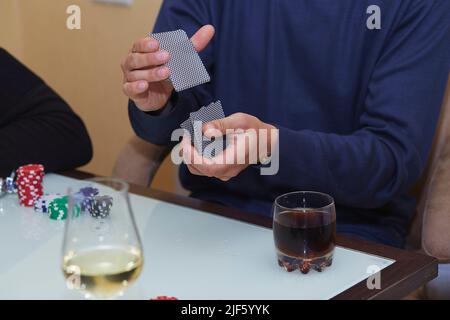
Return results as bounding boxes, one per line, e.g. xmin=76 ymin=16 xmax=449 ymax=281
xmin=179 ymin=100 xmax=227 ymax=158
xmin=190 ymin=101 xmax=226 ymax=124
xmin=151 ymin=29 xmax=211 ymax=92
xmin=180 ymin=118 xmax=194 ymax=140
xmin=190 ymin=101 xmax=226 ymax=158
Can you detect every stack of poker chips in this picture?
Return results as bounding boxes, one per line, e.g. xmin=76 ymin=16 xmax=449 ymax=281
xmin=0 ymin=172 xmax=17 ymax=198
xmin=16 ymin=164 xmax=45 ymax=207
xmin=0 ymin=178 xmax=5 ymax=198
xmin=34 ymin=193 xmax=81 ymax=221
xmin=150 ymin=296 xmax=178 ymax=300
xmin=33 ymin=186 xmax=113 ymax=221
xmin=89 ymin=195 xmax=113 ymax=218
xmin=5 ymin=174 xmax=17 ymax=194
xmin=34 ymin=194 xmax=61 ymax=214
xmin=48 ymin=196 xmax=69 ymax=221
xmin=74 ymin=187 xmax=113 ymax=219
xmin=76 ymin=187 xmax=99 ymax=211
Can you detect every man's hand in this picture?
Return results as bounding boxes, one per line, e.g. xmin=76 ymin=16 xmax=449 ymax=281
xmin=121 ymin=25 xmax=215 ymax=112
xmin=181 ymin=113 xmax=278 ymax=181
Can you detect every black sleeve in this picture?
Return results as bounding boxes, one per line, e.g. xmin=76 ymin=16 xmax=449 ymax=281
xmin=0 ymin=48 xmax=93 ymax=177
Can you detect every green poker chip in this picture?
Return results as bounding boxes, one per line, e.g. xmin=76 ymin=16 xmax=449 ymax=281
xmin=48 ymin=196 xmax=80 ymax=221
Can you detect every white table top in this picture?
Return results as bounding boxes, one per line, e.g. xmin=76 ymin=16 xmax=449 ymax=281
xmin=0 ymin=174 xmax=394 ymax=300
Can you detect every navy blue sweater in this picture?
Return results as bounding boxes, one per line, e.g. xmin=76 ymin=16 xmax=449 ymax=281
xmin=130 ymin=0 xmax=450 ymax=247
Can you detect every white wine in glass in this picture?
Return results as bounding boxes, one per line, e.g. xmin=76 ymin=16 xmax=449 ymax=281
xmin=62 ymin=178 xmax=143 ymax=299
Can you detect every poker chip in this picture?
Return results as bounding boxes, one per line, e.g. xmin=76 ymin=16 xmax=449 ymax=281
xmin=72 ymin=203 xmax=82 ymax=217
xmin=48 ymin=196 xmax=68 ymax=220
xmin=150 ymin=296 xmax=178 ymax=300
xmin=74 ymin=187 xmax=99 ymax=211
xmin=88 ymin=195 xmax=113 ymax=218
xmin=5 ymin=175 xmax=17 ymax=194
xmin=0 ymin=178 xmax=5 ymax=198
xmin=16 ymin=164 xmax=45 ymax=207
xmin=34 ymin=194 xmax=61 ymax=214
xmin=78 ymin=187 xmax=99 ymax=198
xmin=0 ymin=172 xmax=17 ymax=198
xmin=48 ymin=196 xmax=81 ymax=221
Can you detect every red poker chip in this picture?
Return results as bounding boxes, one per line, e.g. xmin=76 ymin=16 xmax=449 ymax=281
xmin=150 ymin=296 xmax=178 ymax=300
xmin=17 ymin=164 xmax=45 ymax=173
xmin=18 ymin=188 xmax=43 ymax=193
xmin=17 ymin=174 xmax=44 ymax=179
xmin=17 ymin=172 xmax=44 ymax=175
xmin=17 ymin=171 xmax=43 ymax=175
xmin=17 ymin=179 xmax=43 ymax=184
xmin=16 ymin=164 xmax=45 ymax=207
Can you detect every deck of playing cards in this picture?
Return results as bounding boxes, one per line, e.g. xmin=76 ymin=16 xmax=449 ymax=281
xmin=151 ymin=29 xmax=211 ymax=92
xmin=181 ymin=101 xmax=227 ymax=158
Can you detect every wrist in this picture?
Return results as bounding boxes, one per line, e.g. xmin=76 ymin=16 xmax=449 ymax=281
xmin=144 ymin=91 xmax=178 ymax=116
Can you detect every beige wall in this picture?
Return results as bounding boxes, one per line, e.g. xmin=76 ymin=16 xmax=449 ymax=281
xmin=0 ymin=0 xmax=180 ymax=193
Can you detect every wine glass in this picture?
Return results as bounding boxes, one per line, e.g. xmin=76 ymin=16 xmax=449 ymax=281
xmin=61 ymin=178 xmax=143 ymax=299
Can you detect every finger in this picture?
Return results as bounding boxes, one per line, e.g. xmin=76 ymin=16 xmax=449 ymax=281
xmin=182 ymin=142 xmax=218 ymax=176
xmin=181 ymin=133 xmax=192 ymax=150
xmin=186 ymin=164 xmax=204 ymax=176
xmin=210 ymin=138 xmax=238 ymax=166
xmin=191 ymin=25 xmax=215 ymax=52
xmin=203 ymin=113 xmax=253 ymax=137
xmin=202 ymin=125 xmax=224 ymax=140
xmin=194 ymin=161 xmax=230 ymax=178
xmin=125 ymin=51 xmax=170 ymax=71
xmin=132 ymin=37 xmax=159 ymax=53
xmin=181 ymin=137 xmax=196 ymax=166
xmin=122 ymin=81 xmax=149 ymax=99
xmin=181 ymin=133 xmax=231 ymax=178
xmin=218 ymin=166 xmax=243 ymax=181
xmin=125 ymin=66 xmax=170 ymax=82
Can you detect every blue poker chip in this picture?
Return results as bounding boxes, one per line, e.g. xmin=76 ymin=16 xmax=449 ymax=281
xmin=72 ymin=187 xmax=100 ymax=212
xmin=78 ymin=187 xmax=99 ymax=198
xmin=34 ymin=194 xmax=61 ymax=214
xmin=5 ymin=176 xmax=17 ymax=194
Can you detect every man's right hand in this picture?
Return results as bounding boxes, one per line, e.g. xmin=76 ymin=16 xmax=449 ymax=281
xmin=121 ymin=25 xmax=215 ymax=112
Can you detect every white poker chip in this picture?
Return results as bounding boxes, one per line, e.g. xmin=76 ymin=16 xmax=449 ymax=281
xmin=34 ymin=194 xmax=61 ymax=214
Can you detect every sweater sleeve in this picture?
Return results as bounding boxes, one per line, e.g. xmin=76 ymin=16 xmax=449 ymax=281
xmin=129 ymin=0 xmax=215 ymax=146
xmin=0 ymin=48 xmax=93 ymax=177
xmin=271 ymin=0 xmax=450 ymax=208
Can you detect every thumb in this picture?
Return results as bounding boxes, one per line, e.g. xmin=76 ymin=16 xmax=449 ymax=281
xmin=203 ymin=119 xmax=224 ymax=138
xmin=204 ymin=113 xmax=250 ymax=137
xmin=203 ymin=117 xmax=237 ymax=138
xmin=191 ymin=25 xmax=215 ymax=52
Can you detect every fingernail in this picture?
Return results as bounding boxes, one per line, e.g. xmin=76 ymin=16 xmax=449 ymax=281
xmin=138 ymin=82 xmax=147 ymax=90
xmin=203 ymin=123 xmax=216 ymax=138
xmin=157 ymin=51 xmax=169 ymax=61
xmin=158 ymin=67 xmax=169 ymax=78
xmin=147 ymin=41 xmax=157 ymax=50
xmin=204 ymin=123 xmax=216 ymax=131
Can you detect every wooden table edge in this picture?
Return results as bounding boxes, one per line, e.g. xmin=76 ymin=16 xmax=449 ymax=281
xmin=62 ymin=170 xmax=438 ymax=300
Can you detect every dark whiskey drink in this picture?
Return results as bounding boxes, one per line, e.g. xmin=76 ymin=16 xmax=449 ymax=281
xmin=274 ymin=210 xmax=335 ymax=257
xmin=274 ymin=210 xmax=335 ymax=273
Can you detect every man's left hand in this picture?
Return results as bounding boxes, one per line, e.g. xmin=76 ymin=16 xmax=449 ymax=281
xmin=181 ymin=112 xmax=277 ymax=181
